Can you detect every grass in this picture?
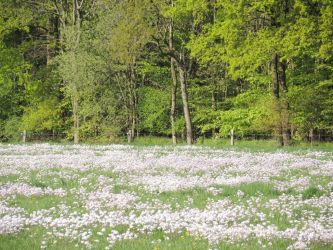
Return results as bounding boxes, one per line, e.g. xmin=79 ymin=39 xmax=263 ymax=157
xmin=1 ymin=228 xmax=331 ymax=250
xmin=123 ymin=136 xmax=333 ymax=153
xmin=302 ymin=186 xmax=324 ymax=199
xmin=118 ymin=182 xmax=283 ymax=212
xmin=155 ymin=188 xmax=210 ymax=209
xmin=8 ymin=195 xmax=64 ymax=212
xmin=112 ymin=230 xmax=209 ymax=250
xmin=0 ymin=175 xmax=19 ymax=183
xmin=197 ymin=138 xmax=333 ymax=152
xmin=0 ymin=227 xmax=47 ymax=250
xmin=5 ymin=136 xmax=333 ymax=153
xmin=0 ymin=227 xmax=83 ymax=250
xmin=217 ymin=182 xmax=280 ymax=199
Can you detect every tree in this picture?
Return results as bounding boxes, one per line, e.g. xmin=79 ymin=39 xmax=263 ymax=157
xmin=0 ymin=0 xmax=332 ymax=145
xmin=188 ymin=0 xmax=330 ymax=146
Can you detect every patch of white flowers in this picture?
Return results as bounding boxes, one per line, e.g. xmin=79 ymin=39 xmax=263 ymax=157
xmin=0 ymin=183 xmax=66 ymax=197
xmin=0 ymin=144 xmax=333 ymax=249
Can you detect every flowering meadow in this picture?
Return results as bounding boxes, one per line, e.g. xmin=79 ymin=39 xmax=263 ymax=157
xmin=0 ymin=144 xmax=333 ymax=250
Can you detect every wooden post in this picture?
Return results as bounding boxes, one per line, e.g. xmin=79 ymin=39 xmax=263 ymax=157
xmin=230 ymin=129 xmax=234 ymax=146
xmin=309 ymin=128 xmax=314 ymax=146
xmin=127 ymin=130 xmax=132 ymax=143
xmin=22 ymin=130 xmax=26 ymax=143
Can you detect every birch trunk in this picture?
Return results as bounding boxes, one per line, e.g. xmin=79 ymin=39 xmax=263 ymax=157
xmin=72 ymin=94 xmax=80 ymax=144
xmin=178 ymin=62 xmax=193 ymax=145
xmin=169 ymin=17 xmax=177 ymax=145
xmin=170 ymin=58 xmax=177 ymax=145
xmin=72 ymin=0 xmax=81 ymax=144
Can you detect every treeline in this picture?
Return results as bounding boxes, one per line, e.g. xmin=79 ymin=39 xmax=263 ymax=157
xmin=0 ymin=0 xmax=332 ymax=145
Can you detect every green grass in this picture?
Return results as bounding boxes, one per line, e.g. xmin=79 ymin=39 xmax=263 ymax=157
xmin=0 ymin=227 xmax=47 ymax=250
xmin=199 ymin=138 xmax=333 ymax=152
xmin=7 ymin=195 xmax=64 ymax=212
xmin=1 ymin=228 xmax=331 ymax=250
xmin=112 ymin=230 xmax=209 ymax=250
xmin=4 ymin=136 xmax=333 ymax=153
xmin=0 ymin=227 xmax=83 ymax=250
xmin=0 ymin=175 xmax=19 ymax=184
xmin=266 ymin=212 xmax=292 ymax=230
xmin=128 ymin=182 xmax=281 ymax=210
xmin=156 ymin=188 xmax=210 ymax=209
xmin=130 ymin=136 xmax=185 ymax=146
xmin=302 ymin=186 xmax=324 ymax=199
xmin=121 ymin=136 xmax=333 ymax=152
xmin=218 ymin=182 xmax=280 ymax=199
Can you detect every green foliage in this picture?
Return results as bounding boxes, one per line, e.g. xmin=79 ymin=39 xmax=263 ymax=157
xmin=131 ymin=136 xmax=177 ymax=146
xmin=0 ymin=0 xmax=332 ymax=143
xmin=319 ymin=4 xmax=333 ymax=61
xmin=21 ymin=99 xmax=62 ymax=132
xmin=138 ymin=87 xmax=170 ymax=134
xmin=0 ymin=116 xmax=22 ymax=141
xmin=194 ymin=90 xmax=276 ymax=137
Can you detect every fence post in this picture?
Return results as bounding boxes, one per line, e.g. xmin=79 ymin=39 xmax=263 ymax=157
xmin=127 ymin=130 xmax=132 ymax=143
xmin=309 ymin=128 xmax=314 ymax=146
xmin=230 ymin=129 xmax=234 ymax=146
xmin=22 ymin=130 xmax=27 ymax=143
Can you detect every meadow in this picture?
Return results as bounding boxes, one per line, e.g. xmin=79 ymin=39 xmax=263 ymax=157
xmin=0 ymin=143 xmax=333 ymax=250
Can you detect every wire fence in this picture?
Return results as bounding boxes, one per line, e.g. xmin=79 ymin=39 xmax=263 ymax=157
xmin=22 ymin=132 xmax=67 ymax=142
xmin=18 ymin=130 xmax=333 ymax=143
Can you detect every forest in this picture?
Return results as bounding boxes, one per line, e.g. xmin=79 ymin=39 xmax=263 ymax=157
xmin=0 ymin=0 xmax=332 ymax=145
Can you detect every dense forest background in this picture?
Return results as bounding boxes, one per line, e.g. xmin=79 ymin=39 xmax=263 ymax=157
xmin=0 ymin=0 xmax=332 ymax=145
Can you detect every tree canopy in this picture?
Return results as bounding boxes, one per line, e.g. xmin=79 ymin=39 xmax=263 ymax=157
xmin=0 ymin=0 xmax=332 ymax=144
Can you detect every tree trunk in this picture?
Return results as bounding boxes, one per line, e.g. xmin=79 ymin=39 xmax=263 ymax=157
xmin=22 ymin=130 xmax=27 ymax=143
xmin=169 ymin=18 xmax=177 ymax=145
xmin=46 ymin=18 xmax=52 ymax=65
xmin=72 ymin=0 xmax=81 ymax=144
xmin=72 ymin=95 xmax=80 ymax=144
xmin=211 ymin=86 xmax=217 ymax=137
xmin=230 ymin=129 xmax=234 ymax=146
xmin=131 ymin=116 xmax=135 ymax=140
xmin=309 ymin=128 xmax=314 ymax=146
xmin=279 ymin=60 xmax=291 ymax=146
xmin=178 ymin=62 xmax=193 ymax=145
xmin=130 ymin=65 xmax=137 ymax=139
xmin=170 ymin=58 xmax=177 ymax=145
xmin=271 ymin=53 xmax=283 ymax=146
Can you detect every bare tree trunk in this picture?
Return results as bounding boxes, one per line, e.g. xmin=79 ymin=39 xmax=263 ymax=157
xmin=128 ymin=65 xmax=137 ymax=140
xmin=271 ymin=53 xmax=283 ymax=146
xmin=230 ymin=129 xmax=234 ymax=146
xmin=170 ymin=58 xmax=177 ymax=145
xmin=136 ymin=116 xmax=140 ymax=137
xmin=211 ymin=85 xmax=217 ymax=137
xmin=271 ymin=54 xmax=291 ymax=146
xmin=72 ymin=0 xmax=81 ymax=144
xmin=131 ymin=116 xmax=135 ymax=140
xmin=22 ymin=130 xmax=27 ymax=143
xmin=211 ymin=89 xmax=217 ymax=111
xmin=169 ymin=17 xmax=177 ymax=145
xmin=72 ymin=95 xmax=80 ymax=144
xmin=279 ymin=60 xmax=291 ymax=146
xmin=309 ymin=128 xmax=314 ymax=146
xmin=178 ymin=62 xmax=193 ymax=145
xmin=46 ymin=18 xmax=52 ymax=65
